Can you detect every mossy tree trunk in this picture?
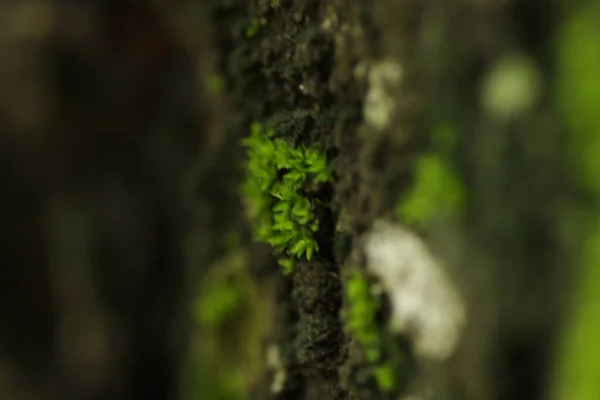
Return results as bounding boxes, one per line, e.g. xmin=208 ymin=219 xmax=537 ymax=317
xmin=0 ymin=1 xmax=595 ymax=400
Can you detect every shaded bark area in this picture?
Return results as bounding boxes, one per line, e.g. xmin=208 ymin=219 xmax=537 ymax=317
xmin=0 ymin=1 xmax=220 ymax=399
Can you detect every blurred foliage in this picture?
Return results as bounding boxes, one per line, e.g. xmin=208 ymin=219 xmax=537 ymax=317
xmin=553 ymin=3 xmax=600 ymax=399
xmin=342 ymin=270 xmax=397 ymax=392
xmin=183 ymin=249 xmax=273 ymax=400
xmin=397 ymin=157 xmax=464 ymax=226
xmin=481 ymin=53 xmax=541 ymax=120
xmin=192 ymin=250 xmax=247 ymax=327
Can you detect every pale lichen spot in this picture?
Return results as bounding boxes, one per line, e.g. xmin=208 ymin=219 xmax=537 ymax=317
xmin=266 ymin=345 xmax=287 ymax=394
xmin=364 ymin=59 xmax=403 ymax=131
xmin=364 ymin=220 xmax=466 ymax=361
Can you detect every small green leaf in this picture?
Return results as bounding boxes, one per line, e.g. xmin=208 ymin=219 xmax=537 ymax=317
xmin=268 ymin=235 xmax=288 ymax=246
xmin=273 ymin=220 xmax=294 ymax=231
xmin=273 ymin=214 xmax=285 ymax=225
xmin=306 ymin=245 xmax=314 ymax=261
xmin=286 ymin=171 xmax=304 ymax=182
xmin=292 ymin=206 xmax=309 ymax=218
xmin=273 ymin=243 xmax=286 ymax=253
xmin=307 ymin=158 xmax=326 ymax=171
xmin=272 ymin=201 xmax=290 ymax=213
xmin=279 ymin=258 xmax=294 ymax=274
xmin=290 ymin=240 xmax=307 ymax=256
xmin=296 ymin=214 xmax=311 ymax=225
xmin=306 ymin=240 xmax=318 ymax=260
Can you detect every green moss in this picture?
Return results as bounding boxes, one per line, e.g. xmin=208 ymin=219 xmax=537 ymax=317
xmin=242 ymin=122 xmax=332 ymax=273
xmin=343 ymin=269 xmax=398 ymax=392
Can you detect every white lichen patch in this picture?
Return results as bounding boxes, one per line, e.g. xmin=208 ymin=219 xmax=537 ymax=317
xmin=364 ymin=220 xmax=466 ymax=361
xmin=363 ymin=60 xmax=403 ymax=131
xmin=266 ymin=345 xmax=287 ymax=394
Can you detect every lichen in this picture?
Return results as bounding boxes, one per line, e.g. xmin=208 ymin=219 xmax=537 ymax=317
xmin=363 ymin=59 xmax=403 ymax=131
xmin=364 ymin=220 xmax=465 ymax=361
xmin=343 ymin=269 xmax=399 ymax=392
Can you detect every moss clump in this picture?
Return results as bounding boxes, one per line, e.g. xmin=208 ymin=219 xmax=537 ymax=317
xmin=242 ymin=122 xmax=332 ymax=273
xmin=343 ymin=269 xmax=397 ymax=392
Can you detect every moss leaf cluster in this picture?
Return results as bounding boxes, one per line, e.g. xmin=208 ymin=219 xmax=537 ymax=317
xmin=242 ymin=122 xmax=332 ymax=273
xmin=343 ymin=269 xmax=397 ymax=392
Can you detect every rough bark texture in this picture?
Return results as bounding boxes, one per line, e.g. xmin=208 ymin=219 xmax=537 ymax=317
xmin=0 ymin=1 xmax=590 ymax=400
